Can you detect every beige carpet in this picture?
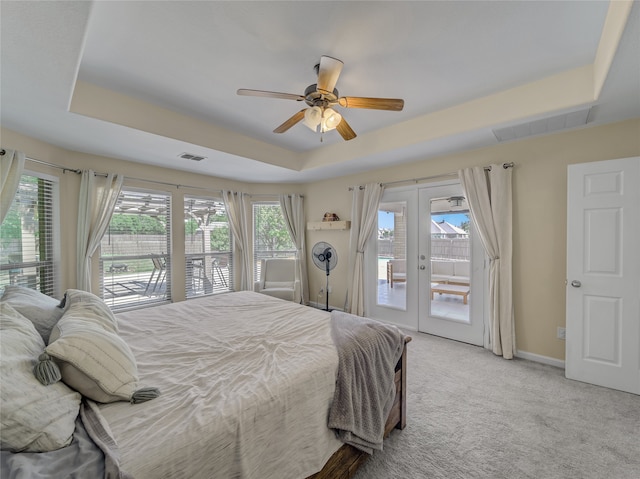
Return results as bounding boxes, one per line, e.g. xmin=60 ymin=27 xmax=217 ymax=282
xmin=353 ymin=332 xmax=640 ymax=479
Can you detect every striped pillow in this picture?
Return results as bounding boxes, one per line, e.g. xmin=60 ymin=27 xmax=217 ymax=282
xmin=45 ymin=290 xmax=139 ymax=403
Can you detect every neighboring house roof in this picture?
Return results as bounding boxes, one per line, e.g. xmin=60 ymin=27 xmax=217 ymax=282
xmin=431 ymin=220 xmax=468 ymax=236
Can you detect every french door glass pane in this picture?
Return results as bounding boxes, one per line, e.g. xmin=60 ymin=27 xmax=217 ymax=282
xmin=376 ymin=201 xmax=406 ymax=310
xmin=429 ymin=197 xmax=471 ymax=322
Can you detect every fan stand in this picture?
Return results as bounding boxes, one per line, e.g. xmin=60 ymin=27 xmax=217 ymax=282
xmin=324 ymin=257 xmax=331 ymax=312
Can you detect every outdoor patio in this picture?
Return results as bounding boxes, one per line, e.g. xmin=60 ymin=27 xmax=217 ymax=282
xmin=376 ymin=258 xmax=470 ymax=322
xmin=102 ymin=258 xmax=231 ymax=309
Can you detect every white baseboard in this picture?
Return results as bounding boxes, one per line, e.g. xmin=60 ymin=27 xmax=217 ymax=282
xmin=516 ymin=350 xmax=565 ymax=369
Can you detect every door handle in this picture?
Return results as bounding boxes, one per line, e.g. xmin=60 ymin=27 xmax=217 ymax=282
xmin=571 ymin=280 xmax=581 ymax=288
xmin=419 ymin=265 xmax=426 ymax=270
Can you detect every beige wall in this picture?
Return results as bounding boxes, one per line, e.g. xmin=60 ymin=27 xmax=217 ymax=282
xmin=304 ymin=118 xmax=640 ymax=361
xmin=3 ymin=118 xmax=639 ymax=361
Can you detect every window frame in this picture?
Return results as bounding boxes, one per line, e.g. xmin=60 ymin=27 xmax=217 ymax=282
xmin=184 ymin=194 xmax=233 ymax=299
xmin=0 ymin=169 xmax=60 ymax=297
xmin=99 ymin=187 xmax=172 ymax=310
xmin=252 ymin=201 xmax=296 ymax=283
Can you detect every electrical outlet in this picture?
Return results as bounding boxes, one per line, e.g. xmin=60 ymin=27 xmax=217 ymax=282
xmin=557 ymin=327 xmax=566 ymax=340
xmin=327 ymin=285 xmax=332 ymax=293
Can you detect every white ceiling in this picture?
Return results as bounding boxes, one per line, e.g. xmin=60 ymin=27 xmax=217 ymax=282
xmin=1 ymin=1 xmax=639 ymax=184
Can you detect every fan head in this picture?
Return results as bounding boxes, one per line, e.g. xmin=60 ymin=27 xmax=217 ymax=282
xmin=312 ymin=241 xmax=338 ymax=271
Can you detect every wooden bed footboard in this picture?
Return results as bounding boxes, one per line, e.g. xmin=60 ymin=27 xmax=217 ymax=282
xmin=307 ymin=336 xmax=411 ymax=479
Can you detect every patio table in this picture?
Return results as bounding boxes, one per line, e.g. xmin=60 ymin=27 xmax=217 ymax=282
xmin=431 ymin=283 xmax=470 ymax=304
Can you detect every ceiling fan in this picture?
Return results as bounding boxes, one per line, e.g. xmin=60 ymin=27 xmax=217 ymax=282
xmin=237 ymin=55 xmax=404 ymax=141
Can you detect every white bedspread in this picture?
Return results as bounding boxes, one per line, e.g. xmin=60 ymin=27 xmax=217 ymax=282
xmin=99 ymin=291 xmax=342 ymax=479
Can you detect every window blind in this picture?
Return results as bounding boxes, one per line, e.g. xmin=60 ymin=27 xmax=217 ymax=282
xmin=0 ymin=174 xmax=58 ymax=297
xmin=99 ymin=189 xmax=171 ymax=310
xmin=184 ymin=195 xmax=233 ymax=298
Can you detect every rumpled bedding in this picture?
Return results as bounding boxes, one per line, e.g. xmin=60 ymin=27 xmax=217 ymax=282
xmin=2 ymin=292 xmax=405 ymax=478
xmin=0 ymin=401 xmax=116 ymax=479
xmin=98 ymin=291 xmax=343 ymax=479
xmin=328 ymin=310 xmax=406 ymax=454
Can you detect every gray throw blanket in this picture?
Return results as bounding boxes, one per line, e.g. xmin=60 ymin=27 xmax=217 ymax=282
xmin=328 ymin=310 xmax=406 ymax=454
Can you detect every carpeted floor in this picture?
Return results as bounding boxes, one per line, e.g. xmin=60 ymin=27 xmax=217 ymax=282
xmin=353 ymin=332 xmax=640 ymax=479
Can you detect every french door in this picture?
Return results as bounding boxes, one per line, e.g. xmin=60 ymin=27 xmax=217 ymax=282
xmin=366 ymin=182 xmax=485 ymax=346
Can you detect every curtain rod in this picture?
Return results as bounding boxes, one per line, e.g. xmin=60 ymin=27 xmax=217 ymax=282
xmin=348 ymin=162 xmax=515 ymax=190
xmin=249 ymin=193 xmax=304 ymax=198
xmin=1 ymin=148 xmax=223 ymax=193
xmin=2 ymin=148 xmax=302 ymax=197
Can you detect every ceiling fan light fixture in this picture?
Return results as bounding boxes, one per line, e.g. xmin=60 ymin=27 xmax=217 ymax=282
xmin=322 ymin=107 xmax=342 ymax=132
xmin=448 ymin=196 xmax=465 ymax=208
xmin=303 ymin=106 xmax=322 ymax=131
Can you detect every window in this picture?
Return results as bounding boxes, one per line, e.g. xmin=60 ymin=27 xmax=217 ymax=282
xmin=252 ymin=202 xmax=296 ymax=282
xmin=100 ymin=189 xmax=171 ymax=309
xmin=0 ymin=172 xmax=58 ymax=297
xmin=184 ymin=195 xmax=233 ymax=298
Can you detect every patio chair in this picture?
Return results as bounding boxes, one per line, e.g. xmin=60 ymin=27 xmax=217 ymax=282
xmin=145 ymin=256 xmax=166 ymax=295
xmin=386 ymin=259 xmax=406 ymax=288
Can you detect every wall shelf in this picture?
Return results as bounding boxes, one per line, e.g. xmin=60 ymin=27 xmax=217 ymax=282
xmin=307 ymin=220 xmax=351 ymax=231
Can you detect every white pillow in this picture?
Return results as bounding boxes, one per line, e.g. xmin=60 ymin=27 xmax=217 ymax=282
xmin=46 ymin=289 xmax=143 ymax=403
xmin=0 ymin=302 xmax=81 ymax=452
xmin=0 ymin=285 xmax=64 ymax=344
xmin=58 ymin=289 xmax=118 ymax=334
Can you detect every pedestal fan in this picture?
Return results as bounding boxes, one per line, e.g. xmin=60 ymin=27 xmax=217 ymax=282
xmin=312 ymin=241 xmax=338 ymax=311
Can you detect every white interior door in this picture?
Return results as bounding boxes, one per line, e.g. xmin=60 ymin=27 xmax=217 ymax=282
xmin=566 ymin=156 xmax=640 ymax=395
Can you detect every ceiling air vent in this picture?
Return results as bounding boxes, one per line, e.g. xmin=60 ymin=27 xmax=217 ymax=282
xmin=493 ymin=107 xmax=592 ymax=142
xmin=178 ymin=152 xmax=206 ymax=161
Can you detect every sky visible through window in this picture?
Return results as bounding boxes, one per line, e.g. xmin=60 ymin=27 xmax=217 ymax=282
xmin=378 ymin=211 xmax=466 ymax=229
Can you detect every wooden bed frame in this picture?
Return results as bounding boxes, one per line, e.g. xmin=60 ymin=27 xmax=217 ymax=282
xmin=308 ymin=336 xmax=411 ymax=479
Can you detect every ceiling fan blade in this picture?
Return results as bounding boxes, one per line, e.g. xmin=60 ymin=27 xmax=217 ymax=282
xmin=316 ymin=56 xmax=344 ymax=94
xmin=336 ymin=117 xmax=357 ymax=141
xmin=237 ymin=89 xmax=304 ymax=101
xmin=338 ymin=97 xmax=404 ymax=111
xmin=273 ymin=109 xmax=307 ymax=133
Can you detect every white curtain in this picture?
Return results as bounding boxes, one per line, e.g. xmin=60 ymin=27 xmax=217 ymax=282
xmin=223 ymin=190 xmax=252 ymax=291
xmin=345 ymin=183 xmax=385 ymax=316
xmin=76 ymin=170 xmax=124 ymax=292
xmin=279 ymin=194 xmax=308 ymax=304
xmin=459 ymin=164 xmax=514 ymax=358
xmin=0 ymin=149 xmax=26 ymax=224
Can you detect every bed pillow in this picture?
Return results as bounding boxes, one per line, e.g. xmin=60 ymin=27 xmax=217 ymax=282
xmin=0 ymin=285 xmax=64 ymax=344
xmin=0 ymin=302 xmax=81 ymax=453
xmin=57 ymin=289 xmax=119 ymax=334
xmin=45 ymin=289 xmax=158 ymax=404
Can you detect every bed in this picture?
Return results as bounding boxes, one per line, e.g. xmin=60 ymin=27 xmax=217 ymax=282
xmin=1 ymin=288 xmax=409 ymax=479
